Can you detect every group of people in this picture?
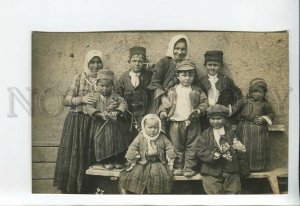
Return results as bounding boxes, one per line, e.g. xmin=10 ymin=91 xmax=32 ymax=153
xmin=53 ymin=34 xmax=274 ymax=195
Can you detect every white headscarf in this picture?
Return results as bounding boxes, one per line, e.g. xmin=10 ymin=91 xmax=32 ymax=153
xmin=165 ymin=34 xmax=190 ymax=60
xmin=141 ymin=114 xmax=162 ymax=141
xmin=83 ymin=50 xmax=104 ymax=74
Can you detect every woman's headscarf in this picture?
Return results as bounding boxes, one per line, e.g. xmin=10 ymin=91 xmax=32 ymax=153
xmin=165 ymin=34 xmax=190 ymax=60
xmin=83 ymin=50 xmax=104 ymax=74
xmin=141 ymin=114 xmax=162 ymax=141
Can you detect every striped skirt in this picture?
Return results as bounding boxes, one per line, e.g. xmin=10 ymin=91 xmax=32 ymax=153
xmin=53 ymin=112 xmax=93 ymax=193
xmin=90 ymin=117 xmax=132 ymax=162
xmin=119 ymin=161 xmax=173 ymax=194
xmin=236 ymin=122 xmax=270 ymax=171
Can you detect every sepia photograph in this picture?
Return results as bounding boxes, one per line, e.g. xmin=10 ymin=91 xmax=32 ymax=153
xmin=32 ymin=31 xmax=289 ymax=195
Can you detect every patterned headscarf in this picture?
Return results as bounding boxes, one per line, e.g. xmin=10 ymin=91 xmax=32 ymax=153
xmin=83 ymin=50 xmax=104 ymax=74
xmin=165 ymin=34 xmax=190 ymax=61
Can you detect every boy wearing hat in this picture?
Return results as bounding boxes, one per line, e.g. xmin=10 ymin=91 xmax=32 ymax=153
xmin=194 ymin=104 xmax=249 ymax=194
xmin=116 ymin=46 xmax=152 ymax=132
xmin=199 ymin=50 xmax=242 ymax=129
xmin=87 ymin=69 xmax=131 ymax=169
xmin=159 ymin=60 xmax=208 ymax=177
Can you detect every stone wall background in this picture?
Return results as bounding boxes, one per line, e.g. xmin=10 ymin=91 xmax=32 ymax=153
xmin=32 ymin=31 xmax=289 ymax=193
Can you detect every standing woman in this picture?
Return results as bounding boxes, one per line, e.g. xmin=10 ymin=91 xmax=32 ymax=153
xmin=148 ymin=34 xmax=192 ymax=113
xmin=53 ymin=50 xmax=104 ymax=194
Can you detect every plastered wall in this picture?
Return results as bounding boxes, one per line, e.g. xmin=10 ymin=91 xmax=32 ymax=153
xmin=32 ymin=31 xmax=289 ymax=193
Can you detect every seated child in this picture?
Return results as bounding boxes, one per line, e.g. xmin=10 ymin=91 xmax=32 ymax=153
xmin=87 ymin=69 xmax=131 ymax=169
xmin=231 ymin=78 xmax=274 ymax=171
xmin=119 ymin=114 xmax=176 ymax=194
xmin=159 ymin=60 xmax=208 ymax=177
xmin=115 ymin=46 xmax=152 ymax=132
xmin=195 ymin=104 xmax=250 ymax=194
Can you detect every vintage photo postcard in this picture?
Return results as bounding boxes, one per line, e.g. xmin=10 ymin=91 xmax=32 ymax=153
xmin=32 ymin=31 xmax=289 ymax=195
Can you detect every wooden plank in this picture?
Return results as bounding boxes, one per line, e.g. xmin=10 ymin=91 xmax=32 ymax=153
xmin=32 ymin=163 xmax=56 ymax=179
xmin=32 ymin=147 xmax=58 ymax=162
xmin=32 ymin=179 xmax=60 ymax=194
xmin=32 ymin=141 xmax=60 ymax=147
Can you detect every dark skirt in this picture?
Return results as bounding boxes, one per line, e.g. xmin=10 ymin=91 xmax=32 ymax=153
xmin=53 ymin=112 xmax=93 ymax=194
xmin=90 ymin=117 xmax=132 ymax=162
xmin=119 ymin=162 xmax=173 ymax=194
xmin=236 ymin=122 xmax=270 ymax=171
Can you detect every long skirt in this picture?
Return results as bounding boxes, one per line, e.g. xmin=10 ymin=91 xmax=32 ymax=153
xmin=53 ymin=112 xmax=93 ymax=194
xmin=89 ymin=117 xmax=132 ymax=162
xmin=236 ymin=122 xmax=270 ymax=171
xmin=119 ymin=162 xmax=173 ymax=194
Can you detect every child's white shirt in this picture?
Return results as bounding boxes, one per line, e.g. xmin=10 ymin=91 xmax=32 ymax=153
xmin=208 ymin=74 xmax=220 ymax=106
xmin=170 ymin=84 xmax=192 ymax=121
xmin=129 ymin=70 xmax=140 ymax=87
xmin=213 ymin=127 xmax=225 ymax=150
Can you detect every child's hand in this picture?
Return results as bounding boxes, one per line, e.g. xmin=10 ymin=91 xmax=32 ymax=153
xmin=110 ymin=111 xmax=120 ymax=117
xmin=159 ymin=112 xmax=168 ymax=119
xmin=161 ymin=95 xmax=172 ymax=109
xmin=126 ymin=165 xmax=134 ymax=172
xmin=213 ymin=152 xmax=221 ymax=160
xmin=94 ymin=112 xmax=108 ymax=121
xmin=167 ymin=164 xmax=174 ymax=172
xmin=82 ymin=93 xmax=97 ymax=105
xmin=188 ymin=109 xmax=200 ymax=120
xmin=254 ymin=116 xmax=264 ymax=125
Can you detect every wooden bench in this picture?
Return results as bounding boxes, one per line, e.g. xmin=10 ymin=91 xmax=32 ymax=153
xmin=86 ymin=164 xmax=287 ymax=194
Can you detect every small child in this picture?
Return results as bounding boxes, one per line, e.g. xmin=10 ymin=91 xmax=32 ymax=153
xmin=159 ymin=60 xmax=208 ymax=177
xmin=195 ymin=104 xmax=249 ymax=194
xmin=119 ymin=114 xmax=176 ymax=194
xmin=115 ymin=46 xmax=152 ymax=132
xmin=231 ymin=78 xmax=274 ymax=171
xmin=87 ymin=69 xmax=131 ymax=169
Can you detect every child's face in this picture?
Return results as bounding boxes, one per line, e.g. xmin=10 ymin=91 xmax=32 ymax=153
xmin=206 ymin=60 xmax=221 ymax=76
xmin=88 ymin=56 xmax=103 ymax=75
xmin=97 ymin=83 xmax=113 ymax=96
xmin=177 ymin=70 xmax=195 ymax=87
xmin=173 ymin=40 xmax=187 ymax=61
xmin=144 ymin=118 xmax=160 ymax=137
xmin=250 ymin=87 xmax=265 ymax=101
xmin=129 ymin=55 xmax=145 ymax=73
xmin=209 ymin=115 xmax=227 ymax=129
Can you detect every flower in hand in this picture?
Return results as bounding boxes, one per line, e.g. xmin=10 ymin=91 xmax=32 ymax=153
xmin=232 ymin=138 xmax=246 ymax=152
xmin=213 ymin=151 xmax=221 ymax=160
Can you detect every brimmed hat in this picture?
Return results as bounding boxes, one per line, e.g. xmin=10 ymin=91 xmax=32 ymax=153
xmin=97 ymin=69 xmax=114 ymax=85
xmin=129 ymin=46 xmax=146 ymax=60
xmin=206 ymin=104 xmax=229 ymax=118
xmin=176 ymin=60 xmax=196 ymax=72
xmin=204 ymin=50 xmax=223 ymax=65
xmin=249 ymin=78 xmax=267 ymax=92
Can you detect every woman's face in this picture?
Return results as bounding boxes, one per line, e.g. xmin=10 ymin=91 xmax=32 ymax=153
xmin=209 ymin=115 xmax=226 ymax=129
xmin=206 ymin=60 xmax=221 ymax=76
xmin=144 ymin=118 xmax=159 ymax=137
xmin=250 ymin=87 xmax=265 ymax=101
xmin=173 ymin=40 xmax=187 ymax=61
xmin=88 ymin=56 xmax=103 ymax=74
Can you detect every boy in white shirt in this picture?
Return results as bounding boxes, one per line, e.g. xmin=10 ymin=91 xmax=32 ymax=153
xmin=159 ymin=60 xmax=208 ymax=177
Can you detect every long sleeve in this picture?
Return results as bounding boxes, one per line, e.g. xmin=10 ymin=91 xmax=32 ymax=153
xmin=195 ymin=131 xmax=215 ymax=163
xmin=228 ymin=77 xmax=243 ymax=100
xmin=86 ymin=98 xmax=98 ymax=117
xmin=63 ymin=73 xmax=81 ymax=107
xmin=114 ymin=94 xmax=127 ymax=113
xmin=115 ymin=75 xmax=125 ymax=97
xmin=163 ymin=136 xmax=176 ymax=160
xmin=147 ymin=58 xmax=167 ymax=91
xmin=194 ymin=89 xmax=209 ymax=115
xmin=125 ymin=135 xmax=141 ymax=160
